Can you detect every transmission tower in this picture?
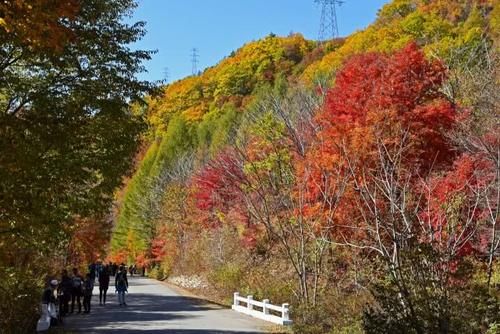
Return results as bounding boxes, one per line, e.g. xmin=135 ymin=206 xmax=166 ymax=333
xmin=316 ymin=0 xmax=343 ymax=42
xmin=163 ymin=67 xmax=169 ymax=82
xmin=191 ymin=48 xmax=199 ymax=75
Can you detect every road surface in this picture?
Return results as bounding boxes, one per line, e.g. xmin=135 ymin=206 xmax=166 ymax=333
xmin=64 ymin=276 xmax=269 ymax=333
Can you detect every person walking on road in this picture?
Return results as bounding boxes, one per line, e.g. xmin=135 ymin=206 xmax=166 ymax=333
xmin=99 ymin=265 xmax=110 ymax=305
xmin=70 ymin=268 xmax=83 ymax=314
xmin=82 ymin=273 xmax=94 ymax=313
xmin=115 ymin=265 xmax=128 ymax=306
xmin=89 ymin=262 xmax=96 ymax=282
xmin=38 ymin=279 xmax=59 ymax=330
xmin=59 ymin=269 xmax=72 ymax=317
xmin=96 ymin=261 xmax=102 ymax=280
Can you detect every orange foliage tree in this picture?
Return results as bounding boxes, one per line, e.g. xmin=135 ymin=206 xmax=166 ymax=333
xmin=308 ymin=42 xmax=457 ymax=247
xmin=66 ymin=216 xmax=113 ymax=267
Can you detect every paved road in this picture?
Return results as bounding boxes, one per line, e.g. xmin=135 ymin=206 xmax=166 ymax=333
xmin=64 ymin=276 xmax=269 ymax=334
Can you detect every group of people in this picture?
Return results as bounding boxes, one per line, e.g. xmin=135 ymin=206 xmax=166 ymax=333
xmin=41 ymin=262 xmax=131 ymax=325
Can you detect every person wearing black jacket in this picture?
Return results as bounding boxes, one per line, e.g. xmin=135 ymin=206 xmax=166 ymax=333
xmin=82 ymin=273 xmax=94 ymax=313
xmin=70 ymin=267 xmax=83 ymax=314
xmin=41 ymin=279 xmax=59 ymax=326
xmin=59 ymin=270 xmax=72 ymax=317
xmin=42 ymin=280 xmax=58 ymax=305
xmin=99 ymin=265 xmax=110 ymax=305
xmin=115 ymin=265 xmax=129 ymax=306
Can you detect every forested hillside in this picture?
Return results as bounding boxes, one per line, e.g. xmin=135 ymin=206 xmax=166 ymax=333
xmin=111 ymin=0 xmax=499 ymax=332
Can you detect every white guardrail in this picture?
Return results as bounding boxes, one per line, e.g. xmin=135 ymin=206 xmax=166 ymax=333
xmin=232 ymin=292 xmax=292 ymax=325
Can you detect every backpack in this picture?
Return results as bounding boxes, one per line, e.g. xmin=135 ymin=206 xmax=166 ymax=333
xmin=72 ymin=276 xmax=82 ymax=289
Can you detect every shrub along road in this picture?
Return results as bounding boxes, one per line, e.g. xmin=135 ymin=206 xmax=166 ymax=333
xmin=64 ymin=276 xmax=268 ymax=333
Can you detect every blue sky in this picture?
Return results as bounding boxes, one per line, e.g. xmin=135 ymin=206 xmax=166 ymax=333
xmin=129 ymin=0 xmax=390 ymax=83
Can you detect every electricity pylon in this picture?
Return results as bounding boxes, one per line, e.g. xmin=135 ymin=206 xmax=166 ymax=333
xmin=191 ymin=48 xmax=199 ymax=75
xmin=316 ymin=0 xmax=343 ymax=42
xmin=163 ymin=67 xmax=169 ymax=82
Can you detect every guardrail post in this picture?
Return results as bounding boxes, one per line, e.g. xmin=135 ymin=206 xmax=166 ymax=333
xmin=282 ymin=303 xmax=290 ymax=322
xmin=247 ymin=295 xmax=253 ymax=311
xmin=233 ymin=292 xmax=239 ymax=307
xmin=262 ymin=299 xmax=270 ymax=315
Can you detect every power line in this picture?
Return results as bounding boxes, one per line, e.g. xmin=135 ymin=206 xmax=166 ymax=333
xmin=316 ymin=0 xmax=343 ymax=42
xmin=191 ymin=48 xmax=199 ymax=75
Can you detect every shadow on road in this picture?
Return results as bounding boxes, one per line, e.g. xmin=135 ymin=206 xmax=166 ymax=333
xmin=65 ymin=294 xmax=210 ymax=326
xmin=64 ymin=277 xmax=267 ymax=333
